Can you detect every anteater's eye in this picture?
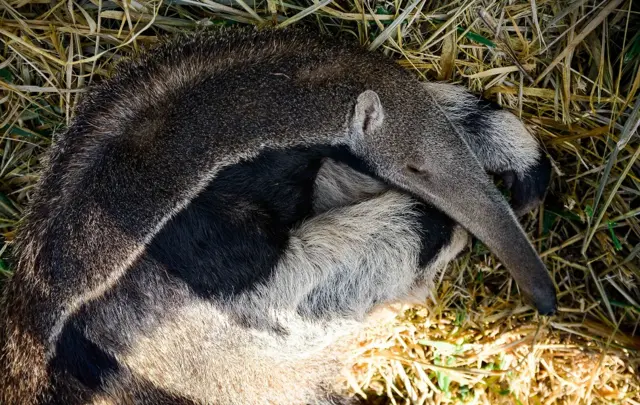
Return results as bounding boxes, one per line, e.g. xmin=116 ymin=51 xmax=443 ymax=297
xmin=405 ymin=163 xmax=421 ymax=174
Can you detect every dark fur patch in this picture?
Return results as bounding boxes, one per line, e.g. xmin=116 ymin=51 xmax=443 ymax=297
xmin=146 ymin=145 xmax=336 ymax=300
xmin=509 ymin=153 xmax=552 ymax=215
xmin=49 ymin=318 xmax=120 ymax=391
xmin=414 ymin=204 xmax=456 ymax=268
xmin=459 ymin=97 xmax=501 ymax=140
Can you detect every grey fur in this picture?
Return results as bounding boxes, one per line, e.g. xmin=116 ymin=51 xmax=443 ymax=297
xmin=0 ymin=26 xmax=554 ymax=404
xmin=423 ymin=82 xmax=541 ymax=175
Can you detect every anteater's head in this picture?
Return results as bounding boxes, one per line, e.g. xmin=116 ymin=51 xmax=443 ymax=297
xmin=344 ymin=89 xmax=557 ymax=315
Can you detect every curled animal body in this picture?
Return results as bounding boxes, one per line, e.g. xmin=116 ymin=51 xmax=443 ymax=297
xmin=0 ymin=27 xmax=554 ymax=404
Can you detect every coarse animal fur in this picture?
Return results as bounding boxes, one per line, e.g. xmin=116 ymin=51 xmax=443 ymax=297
xmin=0 ymin=26 xmax=554 ymax=404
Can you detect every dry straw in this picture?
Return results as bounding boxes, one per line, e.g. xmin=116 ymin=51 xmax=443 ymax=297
xmin=1 ymin=0 xmax=638 ymax=404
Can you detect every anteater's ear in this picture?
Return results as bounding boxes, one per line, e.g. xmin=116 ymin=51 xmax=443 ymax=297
xmin=352 ymin=90 xmax=384 ymax=134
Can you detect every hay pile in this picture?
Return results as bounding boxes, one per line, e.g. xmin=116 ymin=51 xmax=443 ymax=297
xmin=1 ymin=0 xmax=638 ymax=403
